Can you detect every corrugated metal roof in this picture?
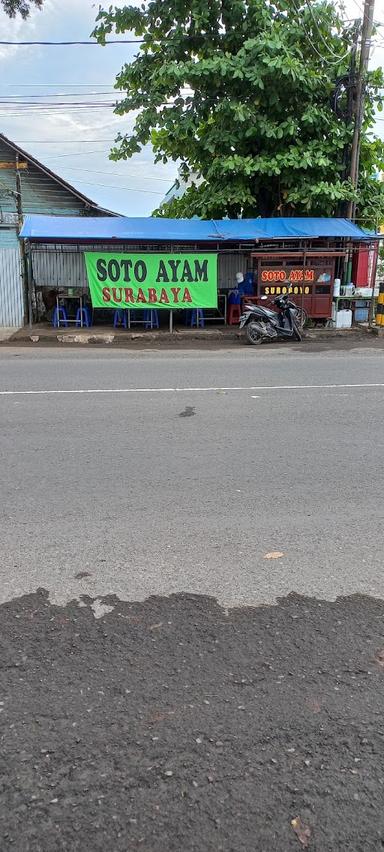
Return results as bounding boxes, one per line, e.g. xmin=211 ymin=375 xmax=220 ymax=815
xmin=0 ymin=134 xmax=117 ymax=217
xmin=20 ymin=214 xmax=372 ymax=242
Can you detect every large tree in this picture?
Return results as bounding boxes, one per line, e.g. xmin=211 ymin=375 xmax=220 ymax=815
xmin=1 ymin=0 xmax=42 ymax=16
xmin=94 ymin=0 xmax=384 ymax=225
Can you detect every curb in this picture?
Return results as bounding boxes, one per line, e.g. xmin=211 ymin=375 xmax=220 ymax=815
xmin=10 ymin=329 xmax=241 ymax=346
xmin=4 ymin=325 xmax=374 ymax=347
xmin=303 ymin=327 xmax=372 ymax=341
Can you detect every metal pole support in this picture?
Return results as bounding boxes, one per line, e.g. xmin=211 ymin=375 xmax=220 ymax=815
xmin=375 ymin=282 xmax=384 ymax=327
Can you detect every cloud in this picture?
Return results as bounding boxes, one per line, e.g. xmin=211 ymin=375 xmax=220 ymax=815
xmin=0 ymin=4 xmax=39 ymax=61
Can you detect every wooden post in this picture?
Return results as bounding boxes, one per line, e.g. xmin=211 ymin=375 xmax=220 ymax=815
xmin=301 ymin=251 xmax=306 ymax=327
xmin=26 ymin=243 xmax=33 ymax=330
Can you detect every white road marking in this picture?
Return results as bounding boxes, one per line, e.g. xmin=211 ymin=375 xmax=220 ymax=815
xmin=0 ymin=382 xmax=383 ymax=397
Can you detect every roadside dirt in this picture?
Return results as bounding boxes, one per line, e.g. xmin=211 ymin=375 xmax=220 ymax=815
xmin=3 ymin=332 xmax=384 ymax=353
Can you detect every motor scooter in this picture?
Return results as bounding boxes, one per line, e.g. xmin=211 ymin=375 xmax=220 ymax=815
xmin=239 ymin=293 xmax=302 ymax=345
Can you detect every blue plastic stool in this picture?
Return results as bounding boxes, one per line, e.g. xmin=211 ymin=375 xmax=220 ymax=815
xmin=75 ymin=307 xmax=92 ymax=328
xmin=190 ymin=308 xmax=205 ymax=328
xmin=113 ymin=309 xmax=128 ymax=329
xmin=52 ymin=306 xmax=68 ymax=328
xmin=144 ymin=309 xmax=159 ymax=329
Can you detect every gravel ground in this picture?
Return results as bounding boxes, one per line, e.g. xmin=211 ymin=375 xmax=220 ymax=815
xmin=1 ymin=589 xmax=384 ymax=852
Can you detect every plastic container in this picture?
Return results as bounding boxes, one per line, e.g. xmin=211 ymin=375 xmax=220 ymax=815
xmin=335 ymin=309 xmax=352 ymax=328
xmin=354 ymin=287 xmax=372 ymax=297
xmin=333 ymin=278 xmax=341 ymax=297
xmin=354 ymin=300 xmax=369 ymax=322
xmin=355 ymin=308 xmax=368 ymax=322
xmin=343 ymin=284 xmax=355 ymax=296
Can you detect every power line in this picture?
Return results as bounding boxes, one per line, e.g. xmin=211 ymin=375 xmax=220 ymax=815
xmin=16 ymin=164 xmax=172 ymax=182
xmin=0 ymin=107 xmax=116 ymax=116
xmin=0 ymin=92 xmax=116 ymax=99
xmin=291 ymin=0 xmax=353 ymax=66
xmin=0 ymin=39 xmax=144 ymax=46
xmin=70 ymin=181 xmax=164 ymax=194
xmin=11 ymin=140 xmax=118 ymax=143
xmin=0 ymin=100 xmax=116 ymax=106
xmin=18 ymin=182 xmax=165 ymax=197
xmin=303 ymin=0 xmax=352 ymax=60
xmin=38 ymin=150 xmax=114 ymax=158
xmin=0 ymin=102 xmax=116 ymax=107
xmin=0 ymin=104 xmax=116 ymax=109
xmin=39 ymin=166 xmax=172 ymax=182
xmin=1 ymin=83 xmax=114 ymax=87
xmin=0 ymin=97 xmax=186 ymax=115
xmin=349 ymin=0 xmax=364 ymax=12
xmin=20 ymin=176 xmax=164 ymax=195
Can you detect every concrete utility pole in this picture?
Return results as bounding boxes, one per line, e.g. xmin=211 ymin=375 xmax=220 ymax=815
xmin=347 ymin=0 xmax=375 ymax=220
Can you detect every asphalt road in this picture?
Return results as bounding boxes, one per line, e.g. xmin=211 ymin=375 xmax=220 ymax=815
xmin=1 ymin=341 xmax=384 ymax=851
xmin=0 ymin=343 xmax=383 ymax=608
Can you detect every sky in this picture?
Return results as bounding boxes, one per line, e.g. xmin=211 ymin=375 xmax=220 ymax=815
xmin=0 ymin=0 xmax=383 ymax=217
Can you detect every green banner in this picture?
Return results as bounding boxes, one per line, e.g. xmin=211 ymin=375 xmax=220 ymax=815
xmin=84 ymin=252 xmax=218 ymax=310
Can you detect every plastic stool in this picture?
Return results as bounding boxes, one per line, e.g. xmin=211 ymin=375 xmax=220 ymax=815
xmin=186 ymin=308 xmax=205 ymax=328
xmin=52 ymin=306 xmax=68 ymax=328
xmin=144 ymin=309 xmax=159 ymax=329
xmin=75 ymin=307 xmax=92 ymax=328
xmin=192 ymin=309 xmax=204 ymax=328
xmin=113 ymin=309 xmax=128 ymax=329
xmin=228 ymin=303 xmax=241 ymax=325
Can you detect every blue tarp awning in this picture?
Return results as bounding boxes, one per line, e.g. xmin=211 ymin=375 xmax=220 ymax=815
xmin=212 ymin=217 xmax=373 ymax=241
xmin=20 ymin=214 xmax=372 ymax=242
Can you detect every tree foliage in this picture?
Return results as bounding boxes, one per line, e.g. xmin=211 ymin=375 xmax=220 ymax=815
xmin=94 ymin=0 xmax=384 ymax=226
xmin=1 ymin=0 xmax=42 ymax=17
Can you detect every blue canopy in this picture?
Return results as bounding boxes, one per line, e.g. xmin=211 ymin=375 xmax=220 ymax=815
xmin=20 ymin=214 xmax=371 ymax=242
xmin=212 ymin=217 xmax=372 ymax=241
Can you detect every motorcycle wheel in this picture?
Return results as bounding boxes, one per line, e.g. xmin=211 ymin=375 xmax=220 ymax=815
xmin=246 ymin=322 xmax=263 ymax=345
xmin=295 ymin=307 xmax=308 ymax=328
xmin=293 ymin=323 xmax=302 ymax=342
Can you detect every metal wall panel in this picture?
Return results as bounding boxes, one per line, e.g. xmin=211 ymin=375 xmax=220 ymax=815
xmin=0 ymin=247 xmax=23 ymax=326
xmin=32 ymin=249 xmax=87 ymax=288
xmin=218 ymin=252 xmax=251 ymax=288
xmin=0 ymin=225 xmax=19 ymax=248
xmin=31 ymin=246 xmax=253 ymax=291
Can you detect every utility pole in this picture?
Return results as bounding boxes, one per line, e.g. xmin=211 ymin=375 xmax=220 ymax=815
xmin=347 ymin=0 xmax=375 ymax=220
xmin=346 ymin=23 xmax=359 ymax=151
xmin=15 ymin=154 xmax=23 ymax=224
xmin=15 ymin=154 xmax=30 ymax=325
